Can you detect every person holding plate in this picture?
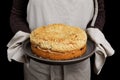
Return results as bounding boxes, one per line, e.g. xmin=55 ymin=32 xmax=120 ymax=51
xmin=8 ymin=0 xmax=113 ymax=80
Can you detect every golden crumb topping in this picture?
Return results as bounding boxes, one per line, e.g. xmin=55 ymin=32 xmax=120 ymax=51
xmin=30 ymin=24 xmax=87 ymax=52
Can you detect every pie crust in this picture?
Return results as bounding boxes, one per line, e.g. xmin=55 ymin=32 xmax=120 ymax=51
xmin=30 ymin=24 xmax=87 ymax=60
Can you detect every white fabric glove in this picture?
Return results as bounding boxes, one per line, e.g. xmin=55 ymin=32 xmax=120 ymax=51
xmin=7 ymin=31 xmax=30 ymax=63
xmin=86 ymin=28 xmax=115 ymax=75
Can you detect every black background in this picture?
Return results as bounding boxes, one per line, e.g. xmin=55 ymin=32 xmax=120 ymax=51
xmin=0 ymin=0 xmax=119 ymax=80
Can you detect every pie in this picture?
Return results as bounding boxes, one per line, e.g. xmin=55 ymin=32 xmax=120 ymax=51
xmin=30 ymin=24 xmax=87 ymax=60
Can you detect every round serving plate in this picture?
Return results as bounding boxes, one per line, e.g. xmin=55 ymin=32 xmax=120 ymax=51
xmin=23 ymin=39 xmax=95 ymax=65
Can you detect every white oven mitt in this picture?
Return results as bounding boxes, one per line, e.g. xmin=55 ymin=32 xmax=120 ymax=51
xmin=7 ymin=31 xmax=30 ymax=63
xmin=86 ymin=28 xmax=115 ymax=75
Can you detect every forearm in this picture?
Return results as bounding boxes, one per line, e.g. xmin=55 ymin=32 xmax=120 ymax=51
xmin=10 ymin=0 xmax=30 ymax=34
xmin=94 ymin=0 xmax=106 ymax=31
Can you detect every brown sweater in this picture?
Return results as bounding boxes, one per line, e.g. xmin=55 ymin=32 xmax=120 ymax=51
xmin=10 ymin=0 xmax=105 ymax=34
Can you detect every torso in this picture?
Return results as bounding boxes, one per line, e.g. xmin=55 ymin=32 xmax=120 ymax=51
xmin=27 ymin=0 xmax=94 ymax=31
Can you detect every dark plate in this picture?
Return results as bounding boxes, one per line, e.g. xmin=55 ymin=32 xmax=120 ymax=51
xmin=23 ymin=39 xmax=95 ymax=65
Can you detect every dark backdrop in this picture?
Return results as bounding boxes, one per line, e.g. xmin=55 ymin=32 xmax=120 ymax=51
xmin=0 ymin=0 xmax=119 ymax=80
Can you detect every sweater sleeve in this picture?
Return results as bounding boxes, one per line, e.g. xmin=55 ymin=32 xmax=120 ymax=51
xmin=88 ymin=0 xmax=106 ymax=31
xmin=94 ymin=0 xmax=106 ymax=31
xmin=10 ymin=0 xmax=30 ymax=34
